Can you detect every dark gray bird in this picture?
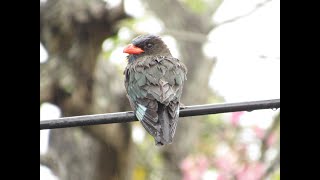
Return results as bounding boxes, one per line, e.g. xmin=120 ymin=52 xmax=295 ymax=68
xmin=123 ymin=34 xmax=187 ymax=145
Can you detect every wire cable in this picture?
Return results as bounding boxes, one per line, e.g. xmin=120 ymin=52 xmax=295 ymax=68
xmin=40 ymin=99 xmax=280 ymax=130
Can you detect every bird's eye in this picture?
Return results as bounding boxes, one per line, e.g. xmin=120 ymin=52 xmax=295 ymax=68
xmin=146 ymin=43 xmax=153 ymax=48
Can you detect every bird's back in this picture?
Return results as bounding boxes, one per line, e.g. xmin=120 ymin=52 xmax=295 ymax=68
xmin=124 ymin=55 xmax=187 ymax=145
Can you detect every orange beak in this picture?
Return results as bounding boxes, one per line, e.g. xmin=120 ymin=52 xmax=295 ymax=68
xmin=123 ymin=44 xmax=144 ymax=54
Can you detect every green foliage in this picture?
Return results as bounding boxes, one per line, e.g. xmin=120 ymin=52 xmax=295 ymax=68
xmin=182 ymin=0 xmax=208 ymax=13
xmin=132 ymin=123 xmax=165 ymax=180
xmin=133 ymin=166 xmax=147 ymax=180
xmin=199 ymin=117 xmax=223 ymax=154
xmin=101 ymin=19 xmax=136 ymax=62
xmin=271 ymin=168 xmax=280 ymax=180
xmin=119 ymin=18 xmax=136 ymax=29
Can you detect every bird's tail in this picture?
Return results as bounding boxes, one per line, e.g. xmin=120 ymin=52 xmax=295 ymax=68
xmin=156 ymin=103 xmax=173 ymax=146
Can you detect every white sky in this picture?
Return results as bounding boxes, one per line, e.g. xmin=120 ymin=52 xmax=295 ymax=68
xmin=208 ymin=0 xmax=280 ymax=102
xmin=40 ymin=103 xmax=61 ymax=179
xmin=40 ymin=0 xmax=279 ymax=178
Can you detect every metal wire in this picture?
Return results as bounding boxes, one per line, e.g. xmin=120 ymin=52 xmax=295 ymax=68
xmin=40 ymin=99 xmax=280 ymax=130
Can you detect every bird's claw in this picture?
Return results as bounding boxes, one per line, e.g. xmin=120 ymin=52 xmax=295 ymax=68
xmin=180 ymin=103 xmax=186 ymax=109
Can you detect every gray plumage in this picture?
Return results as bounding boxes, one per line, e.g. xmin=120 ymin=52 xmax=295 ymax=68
xmin=123 ymin=35 xmax=187 ymax=145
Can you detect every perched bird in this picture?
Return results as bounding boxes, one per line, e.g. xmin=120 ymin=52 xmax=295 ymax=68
xmin=123 ymin=34 xmax=187 ymax=145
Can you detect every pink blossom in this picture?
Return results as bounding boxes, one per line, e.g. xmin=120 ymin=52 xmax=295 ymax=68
xmin=214 ymin=154 xmax=237 ymax=173
xmin=197 ymin=155 xmax=209 ymax=173
xmin=180 ymin=156 xmax=194 ymax=172
xmin=267 ymin=132 xmax=277 ymax=147
xmin=180 ymin=156 xmax=209 ymax=180
xmin=253 ymin=126 xmax=265 ymax=139
xmin=217 ymin=173 xmax=231 ymax=180
xmin=230 ymin=111 xmax=244 ymax=126
xmin=236 ymin=163 xmax=265 ymax=180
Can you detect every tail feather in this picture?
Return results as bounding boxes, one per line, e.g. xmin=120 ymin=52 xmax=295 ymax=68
xmin=134 ymin=100 xmax=179 ymax=146
xmin=157 ymin=103 xmax=172 ymax=145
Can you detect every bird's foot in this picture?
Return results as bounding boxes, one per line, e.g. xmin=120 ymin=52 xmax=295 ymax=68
xmin=180 ymin=103 xmax=186 ymax=109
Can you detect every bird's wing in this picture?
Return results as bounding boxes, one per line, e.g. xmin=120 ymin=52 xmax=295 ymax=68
xmin=124 ymin=56 xmax=187 ymax=144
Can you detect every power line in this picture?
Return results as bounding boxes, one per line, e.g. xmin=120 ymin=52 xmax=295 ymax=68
xmin=40 ymin=99 xmax=280 ymax=130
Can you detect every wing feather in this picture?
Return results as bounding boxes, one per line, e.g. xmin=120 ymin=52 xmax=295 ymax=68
xmin=124 ymin=56 xmax=187 ymax=145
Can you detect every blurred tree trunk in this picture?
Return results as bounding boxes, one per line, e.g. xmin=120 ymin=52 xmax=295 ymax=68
xmin=40 ymin=0 xmax=133 ymax=180
xmin=142 ymin=0 xmax=223 ymax=179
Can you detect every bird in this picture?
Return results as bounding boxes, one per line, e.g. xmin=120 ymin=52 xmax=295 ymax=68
xmin=123 ymin=34 xmax=187 ymax=146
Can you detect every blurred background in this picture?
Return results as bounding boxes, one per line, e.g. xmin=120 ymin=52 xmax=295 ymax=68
xmin=40 ymin=0 xmax=280 ymax=179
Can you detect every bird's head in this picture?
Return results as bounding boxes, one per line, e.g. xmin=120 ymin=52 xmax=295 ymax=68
xmin=123 ymin=34 xmax=171 ymax=62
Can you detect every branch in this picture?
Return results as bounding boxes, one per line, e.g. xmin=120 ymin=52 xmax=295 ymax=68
xmin=108 ymin=0 xmax=131 ymax=23
xmin=259 ymin=55 xmax=280 ymax=60
xmin=40 ymin=99 xmax=280 ymax=130
xmin=206 ymin=0 xmax=224 ymax=17
xmin=159 ymin=0 xmax=274 ymax=43
xmin=161 ymin=29 xmax=208 ymax=43
xmin=261 ymin=151 xmax=280 ymax=179
xmin=259 ymin=113 xmax=280 ymax=162
xmin=40 ymin=153 xmax=59 ymax=175
xmin=214 ymin=0 xmax=272 ymax=28
xmin=143 ymin=0 xmax=212 ymax=33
